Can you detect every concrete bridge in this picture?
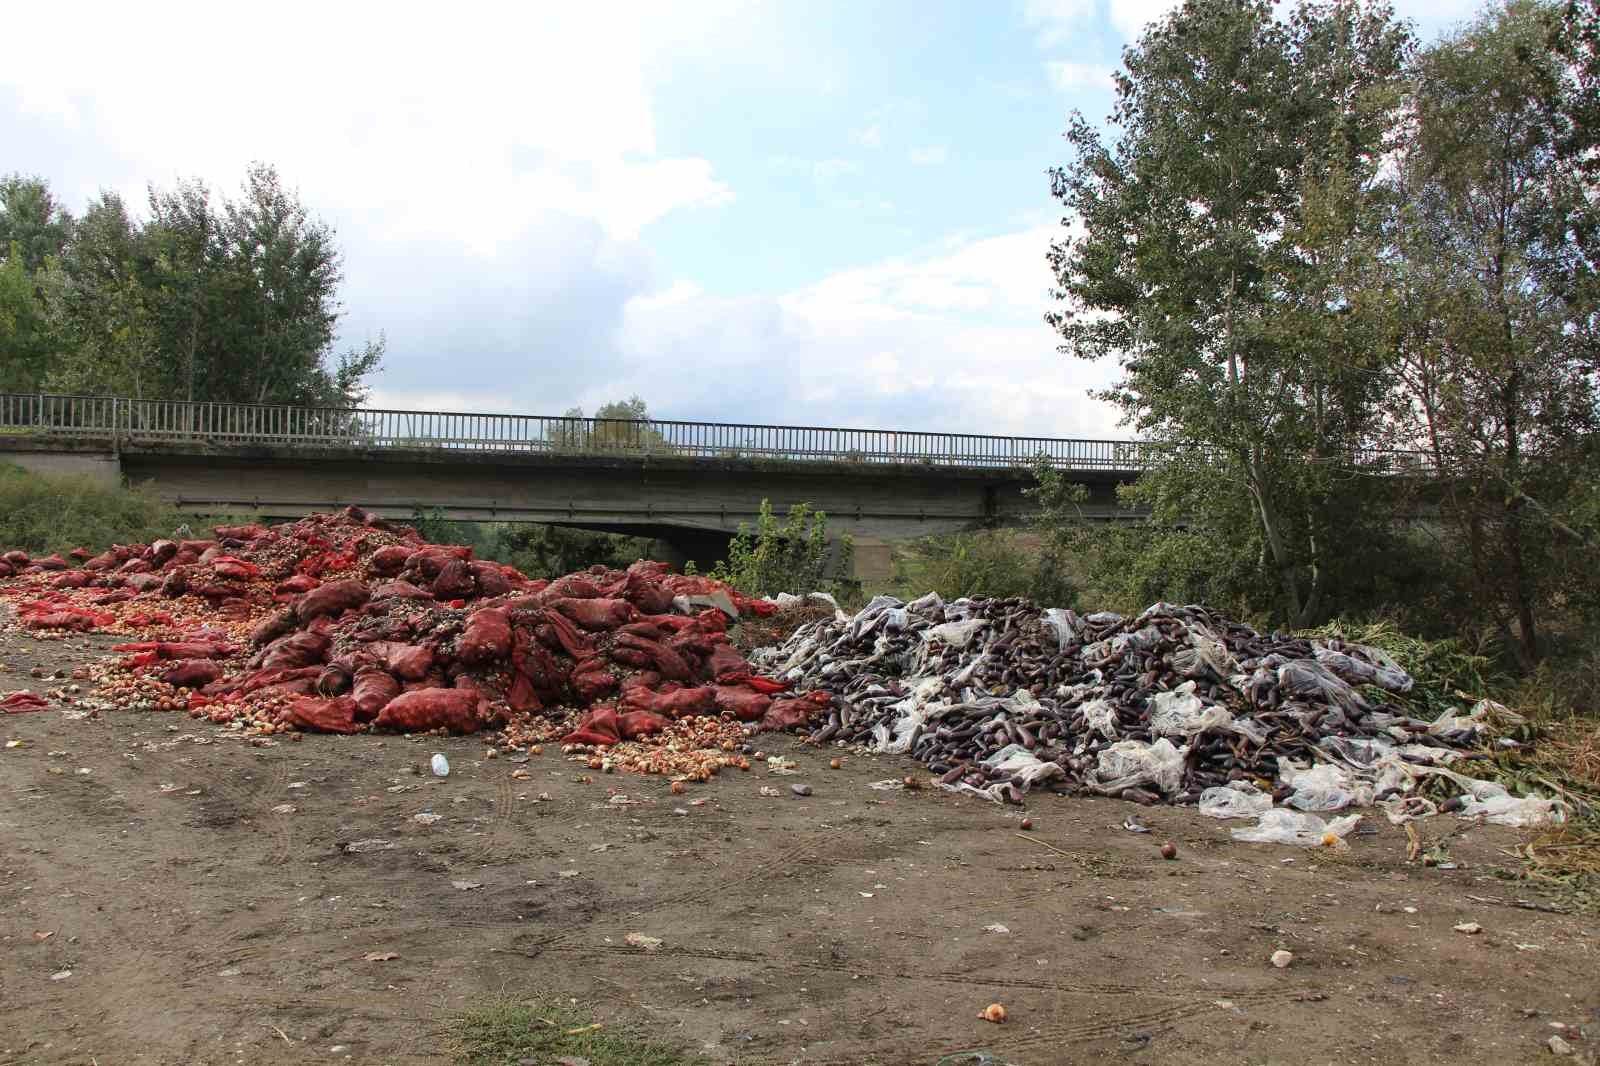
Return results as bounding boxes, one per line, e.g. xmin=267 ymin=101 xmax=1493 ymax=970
xmin=0 ymin=394 xmax=1429 ymax=576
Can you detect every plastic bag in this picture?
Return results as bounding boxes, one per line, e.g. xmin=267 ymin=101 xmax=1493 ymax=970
xmin=1081 ymin=698 xmax=1118 ymax=739
xmin=1094 ymin=738 xmax=1185 ymax=794
xmin=1282 ymin=761 xmax=1372 ymax=812
xmin=1149 ymin=682 xmax=1233 ymax=737
xmin=1277 ymin=660 xmax=1369 ymax=715
xmin=1457 ymin=789 xmax=1565 ymax=827
xmin=928 ymin=618 xmax=989 ymax=648
xmin=1040 ymin=608 xmax=1081 ymax=652
xmin=1198 ymin=784 xmax=1274 ymax=820
xmin=1231 ymin=809 xmax=1362 ymax=847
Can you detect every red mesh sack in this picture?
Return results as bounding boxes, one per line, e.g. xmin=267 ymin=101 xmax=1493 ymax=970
xmin=369 ymin=544 xmax=412 ymax=575
xmin=1 ymin=692 xmax=50 ymax=714
xmin=373 ymin=688 xmax=484 ymax=734
xmin=282 ymin=696 xmax=364 ymax=734
xmin=275 ymin=574 xmax=320 ymax=596
xmin=562 ymin=705 xmax=621 ymax=746
xmin=619 ymin=710 xmax=669 ymax=739
xmin=432 ymin=558 xmax=477 ymax=601
xmin=469 ymin=561 xmax=512 ymax=598
xmin=609 ymin=632 xmax=692 ymax=682
xmin=351 ymin=668 xmax=401 ymax=720
xmin=542 ymin=575 xmax=606 ymax=600
xmin=570 ymin=661 xmax=618 ymax=702
xmin=621 ymin=567 xmax=674 ymax=615
xmin=759 ymin=697 xmax=823 ymax=733
xmin=714 ymin=686 xmax=771 ymax=721
xmin=370 ymin=579 xmax=432 ymax=601
xmin=620 ymin=684 xmax=715 ymax=718
xmin=160 ymin=660 xmax=225 ymax=689
xmin=296 ymin=579 xmax=370 ymax=621
xmin=549 ymin=597 xmax=635 ymax=631
xmin=706 ymin=643 xmax=751 ymax=680
xmin=457 ymin=608 xmax=512 ymax=664
xmin=259 ymin=631 xmax=332 ymax=670
xmin=50 ymin=571 xmax=94 ymax=589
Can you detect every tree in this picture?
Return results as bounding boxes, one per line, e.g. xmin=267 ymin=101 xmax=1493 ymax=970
xmin=548 ymin=395 xmax=674 ymax=452
xmin=0 ymin=247 xmax=55 ymax=391
xmin=0 ymin=175 xmax=73 ymax=273
xmin=1379 ymin=0 xmax=1600 ymax=664
xmin=16 ymin=165 xmax=383 ymax=408
xmin=1046 ymin=0 xmax=1411 ymax=626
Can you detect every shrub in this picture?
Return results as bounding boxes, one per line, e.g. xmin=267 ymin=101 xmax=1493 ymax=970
xmin=895 ymin=529 xmax=1076 ymax=607
xmin=0 ymin=462 xmax=185 ymax=554
xmin=707 ymin=500 xmax=850 ymax=598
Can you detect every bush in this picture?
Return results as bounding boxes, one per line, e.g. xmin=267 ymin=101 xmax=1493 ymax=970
xmin=707 ymin=500 xmax=850 ymax=598
xmin=0 ymin=462 xmax=185 ymax=554
xmin=894 ymin=529 xmax=1076 ymax=607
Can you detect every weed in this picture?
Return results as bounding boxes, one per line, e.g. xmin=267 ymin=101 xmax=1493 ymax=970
xmin=445 ymin=994 xmax=702 ymax=1066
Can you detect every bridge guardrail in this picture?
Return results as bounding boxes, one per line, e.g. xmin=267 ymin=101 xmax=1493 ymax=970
xmin=0 ymin=393 xmax=1427 ymax=473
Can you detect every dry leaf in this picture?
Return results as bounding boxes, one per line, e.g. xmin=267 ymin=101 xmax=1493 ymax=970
xmin=362 ymin=951 xmax=400 ymax=962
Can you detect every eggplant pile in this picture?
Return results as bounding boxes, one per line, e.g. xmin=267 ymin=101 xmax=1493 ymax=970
xmin=756 ymin=593 xmax=1495 ymax=810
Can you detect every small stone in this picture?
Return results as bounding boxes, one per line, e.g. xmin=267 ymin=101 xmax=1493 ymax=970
xmin=1270 ymin=950 xmax=1294 ymax=969
xmin=791 ymin=784 xmax=813 ymax=797
xmin=49 ymin=969 xmax=72 ymax=981
xmin=1454 ymin=922 xmax=1482 ymax=935
xmin=1548 ymin=1035 xmax=1574 ymax=1056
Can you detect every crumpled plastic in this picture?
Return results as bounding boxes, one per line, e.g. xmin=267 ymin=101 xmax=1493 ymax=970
xmin=1280 ymin=760 xmax=1374 ymax=812
xmin=1231 ymin=808 xmax=1363 ymax=847
xmin=1094 ymin=738 xmax=1185 ymax=794
xmin=1198 ymin=783 xmax=1275 ymax=819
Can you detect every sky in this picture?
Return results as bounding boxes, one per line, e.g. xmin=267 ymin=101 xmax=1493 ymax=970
xmin=3 ymin=0 xmax=1485 ymax=439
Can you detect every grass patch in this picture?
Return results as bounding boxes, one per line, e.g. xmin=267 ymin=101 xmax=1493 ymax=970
xmin=445 ymin=995 xmax=703 ymax=1066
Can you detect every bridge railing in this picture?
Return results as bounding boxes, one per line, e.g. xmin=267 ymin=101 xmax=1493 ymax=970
xmin=0 ymin=393 xmax=1428 ymax=473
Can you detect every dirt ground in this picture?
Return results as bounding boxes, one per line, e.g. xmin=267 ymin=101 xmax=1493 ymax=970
xmin=2 ymin=626 xmax=1596 ymax=1066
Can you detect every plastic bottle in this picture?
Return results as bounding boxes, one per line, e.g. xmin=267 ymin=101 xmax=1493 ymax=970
xmin=430 ymin=753 xmax=450 ymax=777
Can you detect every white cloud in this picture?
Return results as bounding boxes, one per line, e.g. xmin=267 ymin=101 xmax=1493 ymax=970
xmin=855 ymin=125 xmax=884 ymax=149
xmin=1047 ymin=61 xmax=1118 ymax=92
xmin=1 ymin=1 xmax=734 ymax=245
xmin=1108 ymin=0 xmax=1183 ymax=38
xmin=909 ymin=146 xmax=948 ymax=166
xmin=772 ymin=157 xmax=858 ymax=183
xmin=1022 ymin=0 xmax=1099 ymax=45
xmin=811 ymin=159 xmax=858 ymax=183
xmin=608 ymin=226 xmax=1122 ymax=437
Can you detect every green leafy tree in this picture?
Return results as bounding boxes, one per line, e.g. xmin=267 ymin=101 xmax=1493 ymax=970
xmin=1045 ymin=0 xmax=1411 ymax=626
xmin=548 ymin=395 xmax=674 ymax=452
xmin=708 ymin=500 xmax=848 ymax=597
xmin=0 ymin=174 xmax=73 ymax=273
xmin=0 ymin=246 xmax=56 ymax=391
xmin=15 ymin=165 xmax=383 ymax=408
xmin=1377 ymin=0 xmax=1600 ymax=664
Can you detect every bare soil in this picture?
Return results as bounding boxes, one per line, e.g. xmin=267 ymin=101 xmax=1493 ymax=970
xmin=2 ymin=626 xmax=1596 ymax=1066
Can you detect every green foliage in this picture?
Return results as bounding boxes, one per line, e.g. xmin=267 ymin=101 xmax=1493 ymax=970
xmin=0 ymin=462 xmax=183 ymax=554
xmin=1374 ymin=0 xmax=1600 ymax=666
xmin=0 ymin=174 xmax=73 ymax=274
xmin=400 ymin=511 xmax=654 ymax=579
xmin=708 ymin=500 xmax=845 ymax=597
xmin=1047 ymin=0 xmax=1411 ymax=627
xmin=894 ymin=529 xmax=1076 ymax=606
xmin=489 ymin=523 xmax=654 ymax=580
xmin=1302 ymin=617 xmax=1501 ymax=718
xmin=1 ymin=164 xmax=382 ymax=407
xmin=0 ymin=245 xmax=55 ymax=392
xmin=446 ymin=994 xmax=702 ymax=1066
xmin=549 ymin=396 xmax=674 ymax=452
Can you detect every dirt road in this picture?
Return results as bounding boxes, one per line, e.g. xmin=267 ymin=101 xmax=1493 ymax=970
xmin=2 ymin=630 xmax=1595 ymax=1065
